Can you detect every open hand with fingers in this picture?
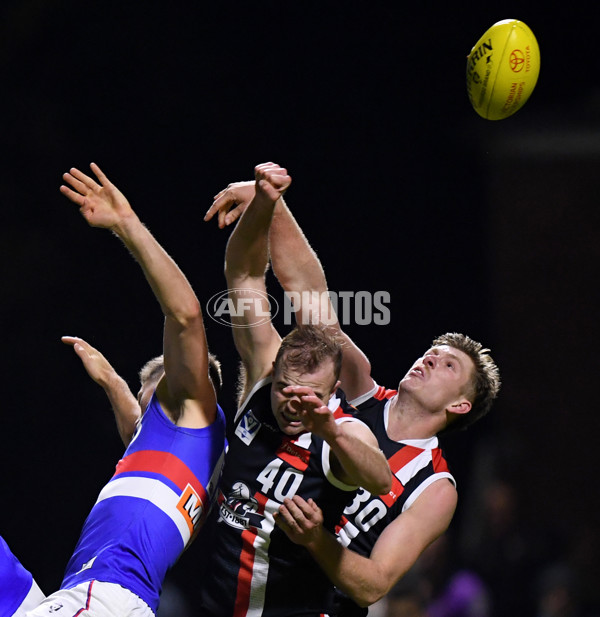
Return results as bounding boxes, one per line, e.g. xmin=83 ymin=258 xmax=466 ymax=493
xmin=274 ymin=496 xmax=325 ymax=547
xmin=60 ymin=163 xmax=136 ymax=231
xmin=61 ymin=335 xmax=141 ymax=445
xmin=204 ymin=180 xmax=255 ymax=229
xmin=61 ymin=335 xmax=118 ymax=388
xmin=204 ymin=162 xmax=290 ymax=228
xmin=282 ymin=385 xmax=340 ymax=440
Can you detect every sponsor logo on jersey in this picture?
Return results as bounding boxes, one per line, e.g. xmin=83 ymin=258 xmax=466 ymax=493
xmin=219 ymin=482 xmax=265 ymax=530
xmin=236 ymin=410 xmax=261 ymax=445
xmin=276 ymin=438 xmax=310 ymax=471
xmin=177 ymin=483 xmax=205 ymax=535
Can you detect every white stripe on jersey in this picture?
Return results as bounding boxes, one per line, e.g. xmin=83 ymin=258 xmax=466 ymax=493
xmin=244 ymin=498 xmax=279 ymax=616
xmin=327 ymin=392 xmax=341 ymax=411
xmin=347 ymin=382 xmax=379 ymax=407
xmin=95 ymin=476 xmax=190 ymax=546
xmin=245 ymin=533 xmax=269 ymax=615
xmin=402 ymin=472 xmax=455 ymax=512
xmin=395 ymin=449 xmax=434 ymax=485
xmin=294 ymin=432 xmax=312 ymax=449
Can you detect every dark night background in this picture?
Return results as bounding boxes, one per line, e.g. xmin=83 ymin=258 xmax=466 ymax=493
xmin=1 ymin=2 xmax=599 ymax=615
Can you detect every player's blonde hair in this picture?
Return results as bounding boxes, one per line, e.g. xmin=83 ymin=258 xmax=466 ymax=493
xmin=139 ymin=352 xmax=223 ymax=394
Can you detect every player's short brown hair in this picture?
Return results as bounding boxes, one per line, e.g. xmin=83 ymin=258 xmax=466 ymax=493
xmin=273 ymin=325 xmax=342 ymax=385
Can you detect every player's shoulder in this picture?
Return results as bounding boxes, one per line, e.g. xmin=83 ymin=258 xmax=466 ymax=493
xmin=411 ymin=475 xmax=458 ymax=513
xmin=331 ymin=387 xmax=358 ymax=419
xmin=350 ymin=383 xmax=397 ymax=409
xmin=234 ymin=376 xmax=273 ymax=424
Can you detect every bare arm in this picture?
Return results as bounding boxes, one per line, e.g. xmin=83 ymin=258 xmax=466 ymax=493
xmin=269 ymin=202 xmax=376 ymax=400
xmin=205 ymin=183 xmax=375 ymax=401
xmin=275 ymin=480 xmax=457 ymax=607
xmin=221 ymin=164 xmax=291 ymax=401
xmin=61 ymin=336 xmax=140 ymax=446
xmin=327 ymin=419 xmax=391 ymax=496
xmin=285 ymin=385 xmax=391 ymax=495
xmin=61 ymin=163 xmax=215 ymax=427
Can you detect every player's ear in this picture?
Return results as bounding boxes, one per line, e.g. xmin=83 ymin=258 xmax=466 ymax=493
xmin=446 ymin=399 xmax=471 ymax=416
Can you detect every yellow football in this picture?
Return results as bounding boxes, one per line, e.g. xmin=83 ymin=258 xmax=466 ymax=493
xmin=466 ymin=19 xmax=540 ymax=120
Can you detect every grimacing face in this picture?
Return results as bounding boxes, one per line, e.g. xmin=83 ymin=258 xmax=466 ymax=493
xmin=399 ymin=345 xmax=475 ymax=414
xmin=270 ymin=357 xmax=338 ymax=436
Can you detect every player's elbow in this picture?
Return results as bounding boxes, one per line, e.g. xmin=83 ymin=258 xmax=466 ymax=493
xmin=363 ymin=472 xmax=392 ymax=497
xmin=378 ymin=471 xmax=393 ymax=496
xmin=169 ymin=297 xmax=203 ymax=327
xmin=354 ymin=594 xmax=380 ymax=609
xmin=362 ymin=455 xmax=392 ymax=496
xmin=186 ymin=297 xmax=203 ymax=320
xmin=352 ymin=581 xmax=392 ymax=607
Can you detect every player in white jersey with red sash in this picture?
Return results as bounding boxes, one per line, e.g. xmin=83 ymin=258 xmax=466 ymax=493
xmin=329 ymin=382 xmax=456 ymax=616
xmin=27 ymin=163 xmax=226 ymax=617
xmin=198 ymin=163 xmax=391 ymax=617
xmin=205 ymin=178 xmax=501 ymax=616
xmin=335 ymin=385 xmax=455 ymax=559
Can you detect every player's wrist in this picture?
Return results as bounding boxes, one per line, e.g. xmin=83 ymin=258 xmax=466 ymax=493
xmin=110 ymin=210 xmax=142 ymax=238
xmin=304 ymin=527 xmax=330 ymax=554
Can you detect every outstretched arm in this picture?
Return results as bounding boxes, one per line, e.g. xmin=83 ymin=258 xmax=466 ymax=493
xmin=61 ymin=163 xmax=215 ymax=428
xmin=270 ymin=203 xmax=377 ymax=401
xmin=275 ymin=480 xmax=457 ymax=607
xmin=285 ymin=385 xmax=391 ymax=495
xmin=221 ymin=164 xmax=291 ymax=401
xmin=205 ymin=183 xmax=375 ymax=401
xmin=61 ymin=336 xmax=140 ymax=445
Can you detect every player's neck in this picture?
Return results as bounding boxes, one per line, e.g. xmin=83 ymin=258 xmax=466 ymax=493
xmin=387 ymin=394 xmax=443 ymax=441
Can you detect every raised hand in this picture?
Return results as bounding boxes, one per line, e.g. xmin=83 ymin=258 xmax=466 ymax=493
xmin=62 ymin=335 xmax=141 ymax=445
xmin=204 ymin=163 xmax=290 ymax=228
xmin=60 ymin=162 xmax=136 ymax=230
xmin=254 ymin=162 xmax=291 ymax=204
xmin=61 ymin=335 xmax=119 ymax=388
xmin=204 ymin=181 xmax=255 ymax=229
xmin=282 ymin=384 xmax=340 ymax=440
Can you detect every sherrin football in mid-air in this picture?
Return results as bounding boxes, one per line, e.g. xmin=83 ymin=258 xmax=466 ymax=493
xmin=466 ymin=19 xmax=540 ymax=120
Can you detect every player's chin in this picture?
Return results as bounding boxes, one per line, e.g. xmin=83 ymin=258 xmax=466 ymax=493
xmin=398 ymin=374 xmax=419 ymax=390
xmin=277 ymin=416 xmax=305 ymax=435
xmin=284 ymin=422 xmax=305 ymax=436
